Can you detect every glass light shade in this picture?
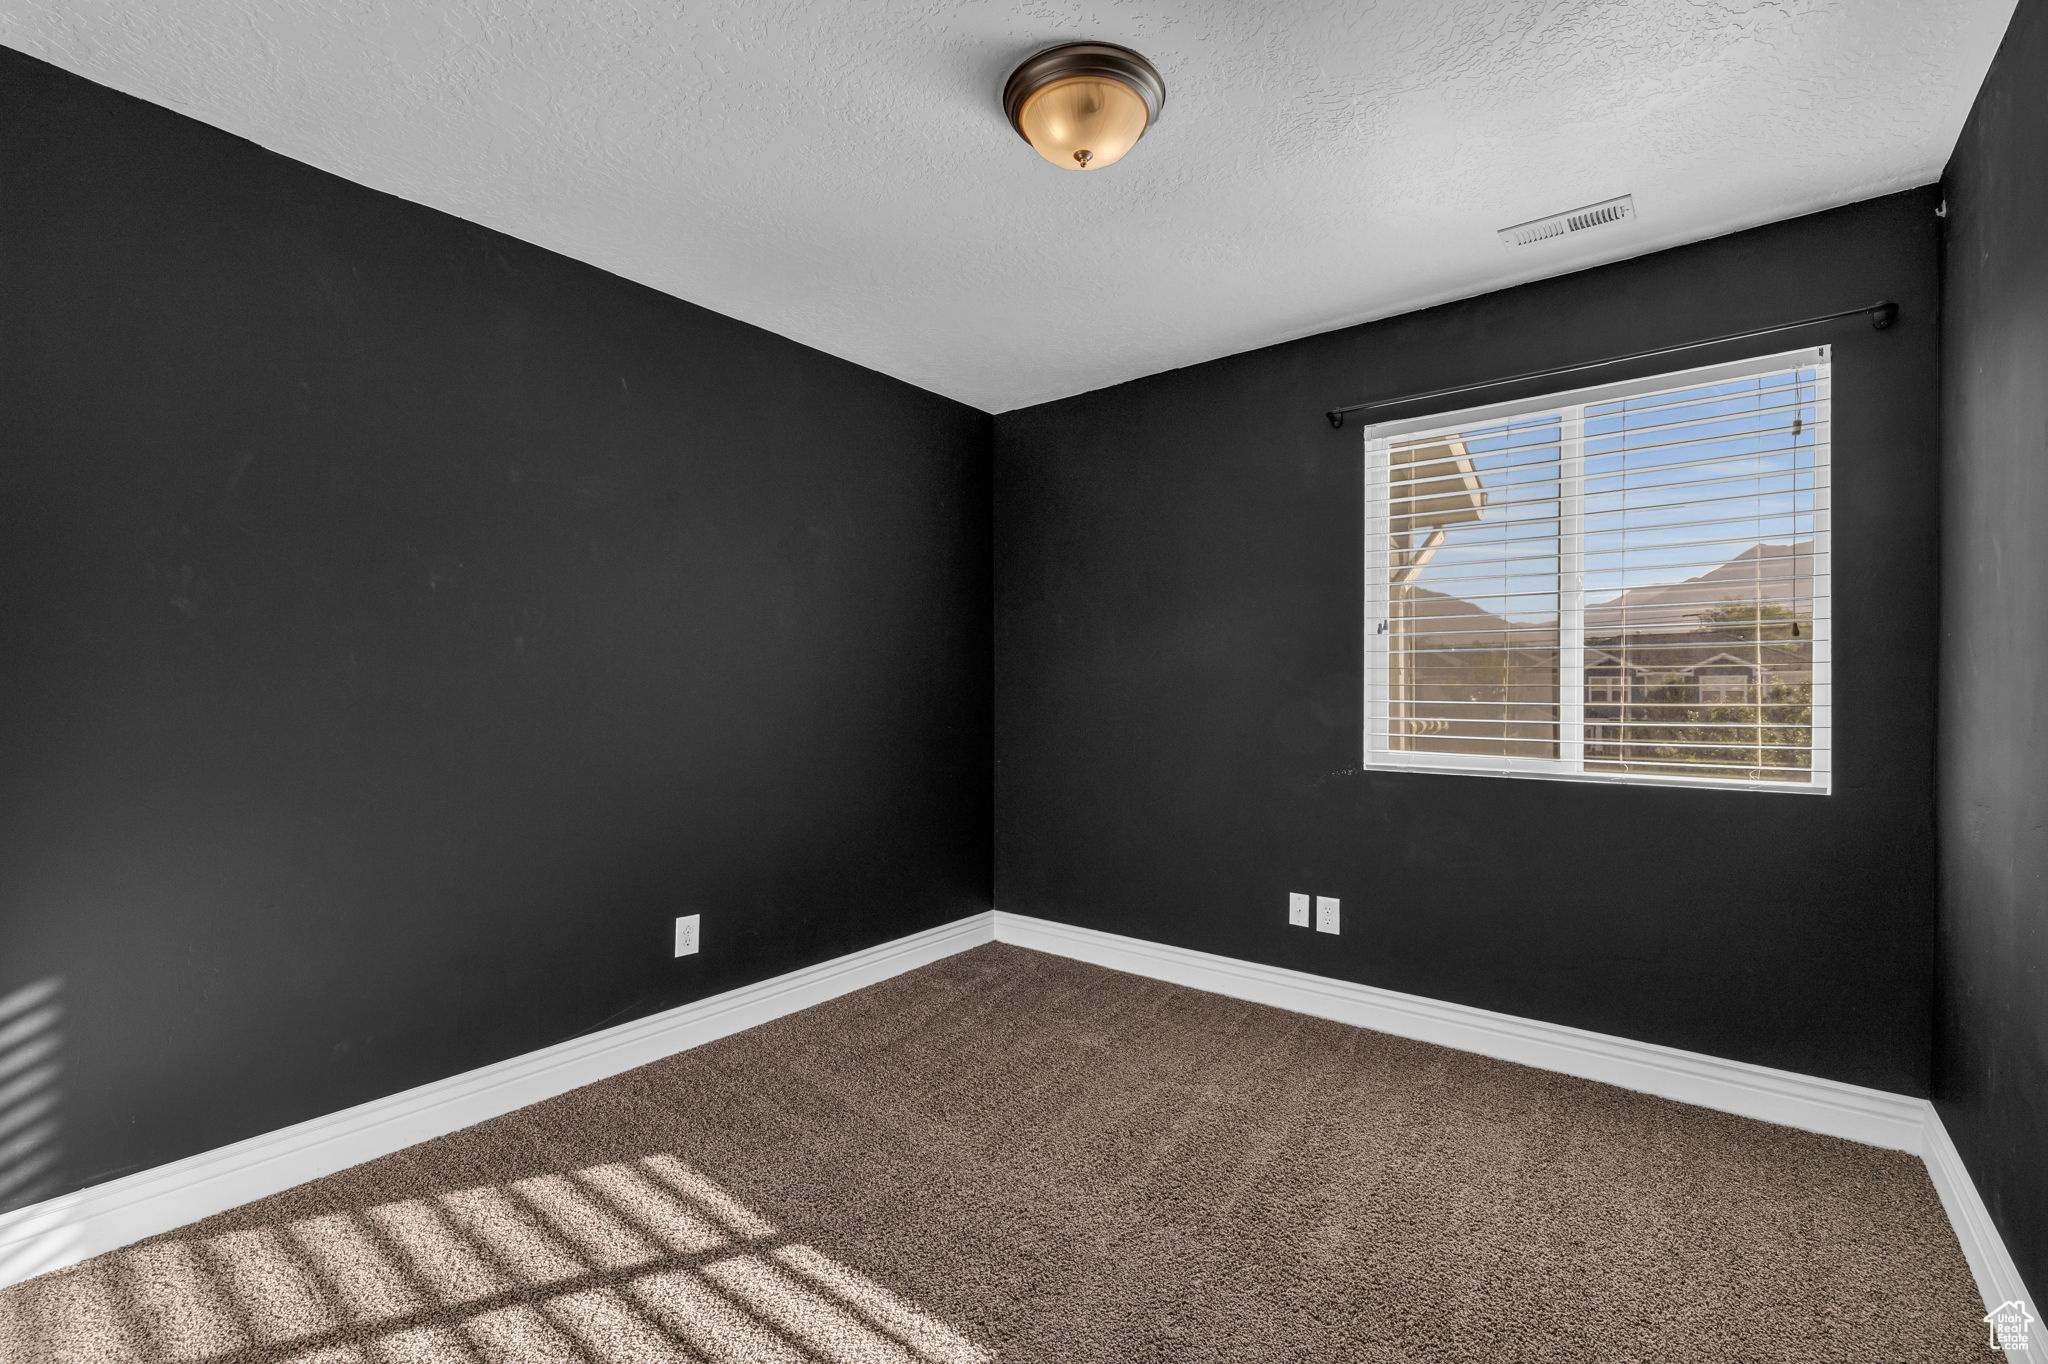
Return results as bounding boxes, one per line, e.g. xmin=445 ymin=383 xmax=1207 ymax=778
xmin=1016 ymin=75 xmax=1153 ymax=170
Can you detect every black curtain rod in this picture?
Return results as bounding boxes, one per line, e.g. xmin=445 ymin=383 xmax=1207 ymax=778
xmin=1323 ymin=300 xmax=1897 ymax=430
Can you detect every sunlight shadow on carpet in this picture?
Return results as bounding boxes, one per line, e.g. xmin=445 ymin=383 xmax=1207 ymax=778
xmin=12 ymin=1154 xmax=991 ymax=1364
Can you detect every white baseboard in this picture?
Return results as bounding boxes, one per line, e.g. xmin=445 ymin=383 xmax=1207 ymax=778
xmin=0 ymin=911 xmax=996 ymax=1290
xmin=991 ymin=911 xmax=2036 ymax=1341
xmin=993 ymin=911 xmax=1926 ymax=1149
xmin=1924 ymin=1106 xmax=2039 ymax=1358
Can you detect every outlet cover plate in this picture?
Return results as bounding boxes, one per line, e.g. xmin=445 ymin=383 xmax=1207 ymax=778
xmin=1315 ymin=896 xmax=1340 ymax=935
xmin=1288 ymin=892 xmax=1311 ymax=927
xmin=674 ymin=914 xmax=700 ymax=957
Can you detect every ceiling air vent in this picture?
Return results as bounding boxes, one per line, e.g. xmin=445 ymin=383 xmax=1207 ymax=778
xmin=1498 ymin=195 xmax=1636 ymax=250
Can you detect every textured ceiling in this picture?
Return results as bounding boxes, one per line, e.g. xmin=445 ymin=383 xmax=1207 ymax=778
xmin=2 ymin=0 xmax=2017 ymax=412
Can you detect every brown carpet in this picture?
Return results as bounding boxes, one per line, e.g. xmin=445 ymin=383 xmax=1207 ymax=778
xmin=0 ymin=943 xmax=1985 ymax=1362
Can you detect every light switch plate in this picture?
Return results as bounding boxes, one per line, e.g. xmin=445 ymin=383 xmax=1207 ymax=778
xmin=1288 ymin=892 xmax=1311 ymax=927
xmin=1315 ymin=896 xmax=1340 ymax=935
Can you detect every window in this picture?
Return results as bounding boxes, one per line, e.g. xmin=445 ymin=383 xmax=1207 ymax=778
xmin=1363 ymin=349 xmax=1829 ymax=792
xmin=1696 ymin=671 xmax=1754 ymax=704
xmin=1587 ymin=675 xmax=1630 ymax=705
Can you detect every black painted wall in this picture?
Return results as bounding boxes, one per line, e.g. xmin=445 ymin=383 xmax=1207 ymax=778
xmin=996 ymin=190 xmax=1942 ymax=1095
xmin=1936 ymin=0 xmax=2048 ymax=1303
xmin=0 ymin=48 xmax=991 ymax=1204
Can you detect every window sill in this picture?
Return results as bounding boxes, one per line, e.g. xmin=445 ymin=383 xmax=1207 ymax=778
xmin=1361 ymin=759 xmax=1831 ymax=795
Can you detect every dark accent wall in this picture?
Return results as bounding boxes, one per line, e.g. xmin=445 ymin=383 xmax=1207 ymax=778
xmin=996 ymin=190 xmax=1942 ymax=1094
xmin=1936 ymin=0 xmax=2048 ymax=1303
xmin=0 ymin=48 xmax=991 ymax=1204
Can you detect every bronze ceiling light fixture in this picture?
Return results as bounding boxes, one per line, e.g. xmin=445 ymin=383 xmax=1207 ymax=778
xmin=1003 ymin=42 xmax=1165 ymax=171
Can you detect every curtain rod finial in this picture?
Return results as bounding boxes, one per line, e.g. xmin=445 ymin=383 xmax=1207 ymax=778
xmin=1327 ymin=410 xmax=1346 ymax=430
xmin=1869 ymin=301 xmax=1898 ymax=330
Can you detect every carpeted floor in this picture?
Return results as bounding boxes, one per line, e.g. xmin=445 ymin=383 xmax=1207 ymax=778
xmin=0 ymin=943 xmax=1986 ymax=1362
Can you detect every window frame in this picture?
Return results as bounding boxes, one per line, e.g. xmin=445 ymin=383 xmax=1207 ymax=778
xmin=1361 ymin=347 xmax=1832 ymax=795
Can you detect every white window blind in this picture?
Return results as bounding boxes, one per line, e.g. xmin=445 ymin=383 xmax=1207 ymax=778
xmin=1363 ymin=348 xmax=1830 ymax=792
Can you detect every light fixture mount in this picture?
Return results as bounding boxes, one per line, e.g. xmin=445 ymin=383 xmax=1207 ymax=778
xmin=1003 ymin=42 xmax=1165 ymax=171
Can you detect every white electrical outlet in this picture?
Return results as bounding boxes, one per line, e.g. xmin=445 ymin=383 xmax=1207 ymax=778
xmin=1315 ymin=896 xmax=1340 ymax=935
xmin=673 ymin=914 xmax=700 ymax=957
xmin=1288 ymin=892 xmax=1311 ymax=927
